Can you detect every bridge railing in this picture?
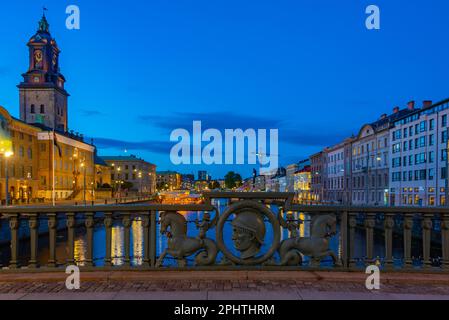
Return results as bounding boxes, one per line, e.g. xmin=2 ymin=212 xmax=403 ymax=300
xmin=0 ymin=192 xmax=448 ymax=271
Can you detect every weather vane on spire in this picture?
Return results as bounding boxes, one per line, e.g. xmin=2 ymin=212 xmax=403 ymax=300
xmin=43 ymin=6 xmax=48 ymax=16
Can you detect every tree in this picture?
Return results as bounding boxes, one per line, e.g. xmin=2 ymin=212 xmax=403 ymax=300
xmin=208 ymin=180 xmax=221 ymax=190
xmin=225 ymin=171 xmax=243 ymax=189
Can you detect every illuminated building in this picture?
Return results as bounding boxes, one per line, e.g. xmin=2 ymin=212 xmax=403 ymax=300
xmin=103 ymin=156 xmax=156 ymax=194
xmin=157 ymin=171 xmax=181 ymax=191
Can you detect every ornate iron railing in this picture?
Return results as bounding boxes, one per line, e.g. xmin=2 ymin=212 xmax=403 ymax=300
xmin=0 ymin=192 xmax=448 ymax=271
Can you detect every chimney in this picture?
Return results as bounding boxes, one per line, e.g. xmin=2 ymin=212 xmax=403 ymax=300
xmin=393 ymin=107 xmax=400 ymax=114
xmin=407 ymin=100 xmax=415 ymax=111
xmin=423 ymin=100 xmax=433 ymax=108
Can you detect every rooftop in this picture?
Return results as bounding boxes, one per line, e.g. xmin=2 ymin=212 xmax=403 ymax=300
xmin=101 ymin=155 xmax=155 ymax=166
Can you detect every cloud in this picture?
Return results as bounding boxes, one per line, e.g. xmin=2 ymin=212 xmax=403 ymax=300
xmin=92 ymin=137 xmax=172 ymax=154
xmin=80 ymin=109 xmax=105 ymax=117
xmin=138 ymin=111 xmax=353 ymax=149
xmin=138 ymin=112 xmax=285 ymax=131
xmin=280 ymin=129 xmax=353 ymax=148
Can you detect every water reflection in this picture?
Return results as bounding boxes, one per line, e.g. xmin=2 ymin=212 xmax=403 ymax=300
xmin=111 ymin=226 xmax=123 ymax=266
xmin=131 ymin=219 xmax=143 ymax=266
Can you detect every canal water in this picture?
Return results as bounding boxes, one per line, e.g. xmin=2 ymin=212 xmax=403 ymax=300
xmin=0 ymin=199 xmax=439 ymax=268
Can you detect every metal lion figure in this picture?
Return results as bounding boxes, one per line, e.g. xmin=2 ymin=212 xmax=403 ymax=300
xmin=156 ymin=211 xmax=218 ymax=267
xmin=279 ymin=215 xmax=340 ymax=267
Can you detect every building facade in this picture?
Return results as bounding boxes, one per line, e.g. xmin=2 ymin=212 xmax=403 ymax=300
xmin=157 ymin=171 xmax=181 ymax=191
xmin=310 ymin=151 xmax=325 ymax=203
xmin=389 ymin=99 xmax=449 ymax=206
xmin=323 ymin=140 xmax=349 ymax=204
xmin=18 ymin=15 xmax=68 ymax=132
xmin=181 ymin=174 xmax=195 ymax=190
xmin=103 ymin=156 xmax=156 ymax=194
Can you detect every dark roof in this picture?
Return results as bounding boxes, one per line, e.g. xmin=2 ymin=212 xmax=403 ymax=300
xmin=94 ymin=155 xmax=108 ymax=166
xmin=370 ymin=107 xmax=417 ymax=132
xmin=101 ymin=155 xmax=155 ymax=166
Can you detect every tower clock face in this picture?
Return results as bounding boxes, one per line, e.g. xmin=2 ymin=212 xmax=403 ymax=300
xmin=34 ymin=50 xmax=43 ymax=62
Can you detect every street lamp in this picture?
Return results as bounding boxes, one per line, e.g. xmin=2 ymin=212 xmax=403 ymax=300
xmin=80 ymin=160 xmax=86 ymax=205
xmin=4 ymin=151 xmax=13 ymax=206
xmin=138 ymin=171 xmax=142 ymax=195
xmin=117 ymin=167 xmax=122 ymax=199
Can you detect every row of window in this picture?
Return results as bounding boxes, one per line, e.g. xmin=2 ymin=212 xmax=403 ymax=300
xmin=352 ymin=174 xmax=388 ymax=189
xmin=392 ymin=168 xmax=448 ymax=182
xmin=392 ymin=150 xmax=448 ymax=168
xmin=352 ymin=138 xmax=388 ymax=156
xmin=111 ymin=173 xmax=142 ymax=181
xmin=352 ymin=191 xmax=385 ymax=203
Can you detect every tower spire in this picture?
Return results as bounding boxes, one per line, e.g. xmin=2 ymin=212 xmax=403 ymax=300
xmin=38 ymin=7 xmax=50 ymax=33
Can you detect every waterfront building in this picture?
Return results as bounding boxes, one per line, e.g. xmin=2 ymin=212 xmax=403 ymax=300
xmin=0 ymin=15 xmax=103 ymax=203
xmin=181 ymin=174 xmax=195 ymax=190
xmin=194 ymin=180 xmax=210 ymax=192
xmin=254 ymin=175 xmax=266 ymax=191
xmin=18 ymin=14 xmax=68 ymax=132
xmin=103 ymin=155 xmax=156 ymax=194
xmin=285 ymin=163 xmax=299 ymax=192
xmin=157 ymin=171 xmax=181 ymax=191
xmin=198 ymin=170 xmax=209 ymax=181
xmin=265 ymin=167 xmax=286 ymax=192
xmin=293 ymin=163 xmax=312 ymax=203
xmin=323 ymin=139 xmax=352 ymax=204
xmin=389 ymin=99 xmax=449 ymax=206
xmin=310 ymin=151 xmax=325 ymax=203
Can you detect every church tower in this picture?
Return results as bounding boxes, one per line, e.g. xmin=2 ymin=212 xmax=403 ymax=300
xmin=18 ymin=14 xmax=69 ymax=132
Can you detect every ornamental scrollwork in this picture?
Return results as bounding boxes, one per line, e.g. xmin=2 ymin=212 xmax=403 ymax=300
xmin=156 ymin=209 xmax=218 ymax=267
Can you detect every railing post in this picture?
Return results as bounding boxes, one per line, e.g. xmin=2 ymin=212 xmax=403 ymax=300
xmin=441 ymin=213 xmax=449 ymax=270
xmin=122 ymin=213 xmax=131 ymax=266
xmin=47 ymin=213 xmax=57 ymax=268
xmin=340 ymin=211 xmax=348 ymax=268
xmin=66 ymin=213 xmax=76 ymax=265
xmin=421 ymin=213 xmax=433 ymax=269
xmin=142 ymin=214 xmax=150 ymax=267
xmin=384 ymin=213 xmax=395 ymax=269
xmin=150 ymin=211 xmax=157 ymax=267
xmin=85 ymin=212 xmax=94 ymax=267
xmin=348 ymin=213 xmax=357 ymax=268
xmin=28 ymin=214 xmax=39 ymax=268
xmin=9 ymin=214 xmax=20 ymax=269
xmin=403 ymin=213 xmax=414 ymax=268
xmin=104 ymin=213 xmax=113 ymax=267
xmin=364 ymin=213 xmax=376 ymax=264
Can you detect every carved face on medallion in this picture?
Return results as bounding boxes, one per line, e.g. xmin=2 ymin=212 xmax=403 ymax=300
xmin=231 ymin=211 xmax=266 ymax=260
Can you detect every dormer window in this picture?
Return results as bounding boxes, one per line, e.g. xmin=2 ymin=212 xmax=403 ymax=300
xmin=33 ymin=76 xmax=40 ymax=83
xmin=40 ymin=104 xmax=45 ymax=114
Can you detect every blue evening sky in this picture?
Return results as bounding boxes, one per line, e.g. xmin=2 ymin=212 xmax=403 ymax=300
xmin=0 ymin=0 xmax=448 ymax=179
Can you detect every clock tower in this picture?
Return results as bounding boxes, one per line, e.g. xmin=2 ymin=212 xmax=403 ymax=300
xmin=18 ymin=14 xmax=69 ymax=132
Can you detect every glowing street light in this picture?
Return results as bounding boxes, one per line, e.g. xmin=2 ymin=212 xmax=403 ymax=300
xmin=4 ymin=151 xmax=13 ymax=206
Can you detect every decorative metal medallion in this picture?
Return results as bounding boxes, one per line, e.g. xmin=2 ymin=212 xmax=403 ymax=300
xmin=216 ymin=200 xmax=281 ymax=265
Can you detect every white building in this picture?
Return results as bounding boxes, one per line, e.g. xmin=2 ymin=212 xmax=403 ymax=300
xmin=389 ymin=99 xmax=449 ymax=206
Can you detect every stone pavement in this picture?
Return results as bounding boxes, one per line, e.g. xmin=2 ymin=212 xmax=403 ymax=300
xmin=0 ymin=271 xmax=448 ymax=300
